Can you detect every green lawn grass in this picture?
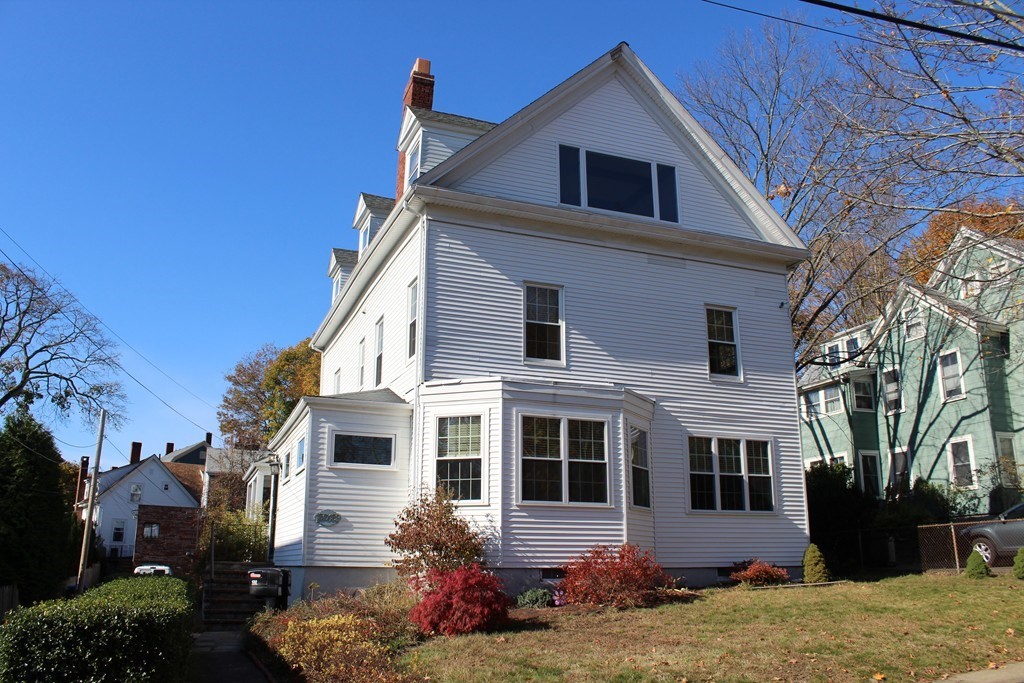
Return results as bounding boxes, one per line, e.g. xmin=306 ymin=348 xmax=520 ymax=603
xmin=407 ymin=573 xmax=1024 ymax=682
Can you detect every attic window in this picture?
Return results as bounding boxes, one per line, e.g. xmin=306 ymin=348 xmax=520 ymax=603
xmin=558 ymin=145 xmax=678 ymax=223
xmin=406 ymin=143 xmax=421 ymax=188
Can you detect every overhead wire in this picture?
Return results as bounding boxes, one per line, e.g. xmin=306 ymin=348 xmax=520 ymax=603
xmin=0 ymin=237 xmax=219 ymax=441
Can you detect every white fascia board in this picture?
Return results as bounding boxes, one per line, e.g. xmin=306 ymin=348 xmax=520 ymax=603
xmin=311 ymin=192 xmax=422 ymax=350
xmin=242 ymin=461 xmax=271 ymax=483
xmin=415 ymin=184 xmax=806 ymax=268
xmin=397 ymin=107 xmax=422 ymax=152
xmin=305 ymin=395 xmax=413 ymax=415
xmin=268 ymin=399 xmax=313 ymax=452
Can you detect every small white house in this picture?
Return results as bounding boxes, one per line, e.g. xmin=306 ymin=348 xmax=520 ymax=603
xmin=269 ymin=44 xmax=810 ymax=596
xmin=81 ymin=452 xmax=201 ymax=559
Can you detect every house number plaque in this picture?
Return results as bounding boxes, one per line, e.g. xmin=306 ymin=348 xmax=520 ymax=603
xmin=315 ymin=510 xmax=341 ymax=527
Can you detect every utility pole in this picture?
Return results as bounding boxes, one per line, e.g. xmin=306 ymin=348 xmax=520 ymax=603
xmin=76 ymin=409 xmax=106 ymax=594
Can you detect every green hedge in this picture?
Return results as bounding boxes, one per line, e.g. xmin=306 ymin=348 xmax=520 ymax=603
xmin=0 ymin=577 xmax=194 ymax=683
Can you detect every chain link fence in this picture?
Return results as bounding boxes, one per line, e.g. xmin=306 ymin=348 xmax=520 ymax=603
xmin=918 ymin=519 xmax=994 ymax=571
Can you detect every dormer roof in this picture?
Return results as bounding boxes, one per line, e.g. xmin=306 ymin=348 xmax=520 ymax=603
xmin=329 ymin=248 xmax=358 ymax=277
xmin=409 ymin=107 xmax=496 ymax=134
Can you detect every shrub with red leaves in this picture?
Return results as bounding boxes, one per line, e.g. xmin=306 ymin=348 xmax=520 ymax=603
xmin=559 ymin=544 xmax=674 ymax=608
xmin=408 ymin=564 xmax=513 ymax=636
xmin=729 ymin=559 xmax=790 ymax=586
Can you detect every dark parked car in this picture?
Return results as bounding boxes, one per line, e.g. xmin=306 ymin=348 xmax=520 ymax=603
xmin=962 ymin=502 xmax=1024 ymax=566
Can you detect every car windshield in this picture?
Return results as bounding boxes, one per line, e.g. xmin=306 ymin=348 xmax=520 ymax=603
xmin=1003 ymin=504 xmax=1024 ymax=520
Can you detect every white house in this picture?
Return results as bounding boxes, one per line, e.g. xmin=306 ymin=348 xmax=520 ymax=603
xmin=268 ymin=44 xmax=810 ymax=595
xmin=81 ymin=447 xmax=201 ymax=559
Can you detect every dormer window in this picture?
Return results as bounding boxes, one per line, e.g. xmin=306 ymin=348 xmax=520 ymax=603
xmin=558 ymin=145 xmax=678 ymax=223
xmin=845 ymin=337 xmax=860 ymax=360
xmin=406 ymin=143 xmax=421 ymax=189
xmin=359 ymin=224 xmax=369 ymax=256
xmin=826 ymin=344 xmax=840 ymax=365
xmin=332 ymin=274 xmax=342 ymax=301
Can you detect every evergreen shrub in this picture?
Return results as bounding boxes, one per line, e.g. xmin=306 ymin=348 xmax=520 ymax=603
xmin=802 ymin=543 xmax=831 ymax=584
xmin=0 ymin=577 xmax=193 ymax=683
xmin=964 ymin=550 xmax=993 ymax=579
xmin=515 ymin=587 xmax=553 ymax=608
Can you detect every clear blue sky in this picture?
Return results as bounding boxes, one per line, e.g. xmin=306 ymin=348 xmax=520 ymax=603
xmin=0 ymin=0 xmax=831 ymax=466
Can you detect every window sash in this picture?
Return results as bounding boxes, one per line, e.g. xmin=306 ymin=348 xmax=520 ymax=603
xmin=826 ymin=344 xmax=840 ymax=365
xmin=436 ymin=416 xmax=483 ymax=501
xmin=408 ymin=281 xmax=418 ymax=358
xmin=823 ymin=385 xmax=842 ymax=414
xmin=296 ymin=438 xmax=305 ymax=469
xmin=358 ymin=339 xmax=365 ymax=387
xmin=860 ymin=452 xmax=881 ymax=498
xmin=706 ymin=308 xmax=739 ymax=376
xmin=130 ymin=484 xmax=142 ymax=503
xmin=629 ymin=427 xmax=651 ymax=508
xmin=524 ymin=285 xmax=562 ymax=362
xmin=939 ymin=351 xmax=963 ymax=400
xmin=853 ymin=379 xmax=875 ymax=411
xmin=883 ymin=369 xmax=902 ymax=413
xmin=950 ymin=440 xmax=974 ymax=487
xmin=521 ymin=416 xmax=607 ymax=504
xmin=374 ymin=320 xmax=384 ymax=386
xmin=687 ymin=436 xmax=773 ymax=512
xmin=803 ymin=391 xmax=822 ymax=417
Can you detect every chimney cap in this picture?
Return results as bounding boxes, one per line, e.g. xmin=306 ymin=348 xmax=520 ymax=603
xmin=411 ymin=58 xmax=431 ymax=75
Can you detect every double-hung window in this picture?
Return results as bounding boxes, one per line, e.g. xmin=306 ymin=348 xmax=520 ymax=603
xmin=949 ymin=437 xmax=975 ymax=487
xmin=374 ymin=318 xmax=384 ymax=386
xmin=688 ymin=436 xmax=774 ymax=512
xmin=559 ymin=145 xmax=678 ymax=223
xmin=803 ymin=391 xmax=822 ymax=418
xmin=437 ymin=416 xmax=482 ymax=501
xmin=130 ymin=484 xmax=143 ymax=503
xmin=629 ymin=426 xmax=651 ymax=509
xmin=890 ymin=447 xmax=910 ymax=491
xmin=358 ymin=338 xmax=366 ymax=388
xmin=407 ymin=280 xmax=418 ymax=358
xmin=521 ymin=416 xmax=608 ymax=504
xmin=524 ymin=284 xmax=563 ymax=362
xmin=938 ymin=349 xmax=964 ymax=401
xmin=882 ymin=368 xmax=903 ymax=414
xmin=283 ymin=452 xmax=290 ymax=479
xmin=706 ymin=307 xmax=739 ymax=377
xmin=852 ymin=377 xmax=875 ymax=411
xmin=143 ymin=523 xmax=160 ymax=539
xmin=845 ymin=336 xmax=860 ymax=360
xmin=859 ymin=451 xmax=882 ymax=498
xmin=823 ymin=385 xmax=842 ymax=414
xmin=296 ymin=438 xmax=305 ymax=471
xmin=112 ymin=520 xmax=126 ymax=543
xmin=826 ymin=343 xmax=840 ymax=365
xmin=904 ymin=308 xmax=924 ymax=340
xmin=803 ymin=385 xmax=841 ymax=417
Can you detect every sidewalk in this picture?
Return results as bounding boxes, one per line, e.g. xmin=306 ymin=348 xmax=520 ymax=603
xmin=190 ymin=631 xmax=269 ymax=683
xmin=937 ymin=662 xmax=1024 ymax=682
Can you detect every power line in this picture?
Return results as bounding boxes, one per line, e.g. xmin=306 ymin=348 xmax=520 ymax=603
xmin=0 ymin=225 xmax=218 ymax=411
xmin=700 ymin=0 xmax=1022 ymax=77
xmin=796 ymin=0 xmax=1024 ymax=53
xmin=0 ymin=239 xmax=218 ymax=440
xmin=54 ymin=436 xmax=97 ymax=450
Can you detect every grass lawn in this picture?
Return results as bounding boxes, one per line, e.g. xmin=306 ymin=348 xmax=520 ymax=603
xmin=407 ymin=573 xmax=1024 ymax=682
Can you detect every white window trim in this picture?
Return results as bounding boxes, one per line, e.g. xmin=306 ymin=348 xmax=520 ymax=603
xmin=358 ymin=338 xmax=366 ymax=389
xmin=851 ymin=377 xmax=876 ymax=412
xmin=882 ymin=366 xmax=904 ymax=416
xmin=889 ymin=446 xmax=910 ymax=490
xmin=627 ymin=422 xmax=653 ymax=511
xmin=129 ymin=483 xmax=143 ymax=503
xmin=522 ymin=282 xmax=566 ymax=368
xmin=947 ymin=435 xmax=977 ymax=489
xmin=282 ymin=451 xmax=291 ymax=482
xmin=705 ymin=305 xmax=743 ymax=382
xmin=358 ymin=224 xmax=369 ymax=257
xmin=904 ymin=307 xmax=925 ymax=341
xmin=407 ymin=279 xmax=418 ymax=362
xmin=937 ymin=348 xmax=966 ymax=402
xmin=374 ymin=318 xmax=384 ymax=387
xmin=802 ymin=390 xmax=822 ymax=420
xmin=556 ymin=142 xmax=679 ymax=223
xmin=326 ymin=429 xmax=399 ymax=471
xmin=434 ymin=411 xmax=488 ymax=507
xmin=826 ymin=343 xmax=841 ymax=366
xmin=295 ymin=437 xmax=306 ymax=474
xmin=829 ymin=451 xmax=852 ymax=466
xmin=684 ymin=432 xmax=777 ymax=516
xmin=515 ymin=407 xmax=614 ymax=508
xmin=857 ymin=450 xmax=883 ymax=498
xmin=823 ymin=385 xmax=843 ymax=415
xmin=996 ymin=432 xmax=1017 ymax=463
xmin=333 ymin=368 xmax=341 ymax=394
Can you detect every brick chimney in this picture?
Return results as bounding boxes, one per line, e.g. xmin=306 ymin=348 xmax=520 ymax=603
xmin=165 ymin=442 xmax=175 ymax=455
xmin=76 ymin=456 xmax=89 ymax=503
xmin=396 ymin=58 xmax=434 ymax=199
xmin=205 ymin=432 xmax=213 ymax=445
xmin=130 ymin=442 xmax=142 ymax=464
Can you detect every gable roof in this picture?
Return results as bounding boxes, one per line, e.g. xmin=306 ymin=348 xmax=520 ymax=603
xmin=164 ymin=462 xmax=203 ymax=503
xmin=927 ymin=226 xmax=1024 ymax=289
xmin=95 ymin=460 xmax=144 ymax=495
xmin=415 ymin=43 xmax=804 ymax=252
xmin=360 ymin=193 xmax=395 ymax=216
xmin=162 ymin=440 xmax=208 ymax=463
xmin=92 ymin=455 xmax=199 ymax=508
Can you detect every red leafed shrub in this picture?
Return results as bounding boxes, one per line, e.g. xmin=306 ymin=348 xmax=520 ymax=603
xmin=408 ymin=564 xmax=513 ymax=637
xmin=560 ymin=544 xmax=674 ymax=608
xmin=729 ymin=559 xmax=790 ymax=586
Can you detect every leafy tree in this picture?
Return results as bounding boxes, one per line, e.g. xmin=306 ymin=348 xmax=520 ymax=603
xmin=0 ymin=261 xmax=124 ymax=424
xmin=217 ymin=343 xmax=278 ymax=448
xmin=0 ymin=411 xmax=80 ymax=603
xmin=262 ymin=337 xmax=320 ymax=437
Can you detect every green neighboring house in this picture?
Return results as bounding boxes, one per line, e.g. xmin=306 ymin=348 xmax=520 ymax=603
xmin=799 ymin=227 xmax=1024 ymax=514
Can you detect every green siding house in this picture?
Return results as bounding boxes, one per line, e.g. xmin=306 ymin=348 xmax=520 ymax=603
xmin=799 ymin=228 xmax=1024 ymax=514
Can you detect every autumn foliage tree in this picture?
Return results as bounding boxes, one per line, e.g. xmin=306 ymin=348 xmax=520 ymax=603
xmin=386 ymin=487 xmax=487 ymax=580
xmin=217 ymin=338 xmax=320 ymax=448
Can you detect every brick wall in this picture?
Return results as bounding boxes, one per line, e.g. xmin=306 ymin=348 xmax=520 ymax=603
xmin=133 ymin=505 xmax=202 ymax=577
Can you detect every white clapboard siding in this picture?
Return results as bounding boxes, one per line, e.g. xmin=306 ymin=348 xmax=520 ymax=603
xmin=421 ymin=128 xmax=481 ymax=176
xmin=424 ymin=220 xmax=806 ymax=567
xmin=320 ymin=230 xmax=422 ymax=397
xmin=304 ymin=405 xmax=412 ymax=566
xmin=452 ymin=75 xmax=760 ymax=242
xmin=273 ymin=420 xmax=309 ymax=566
